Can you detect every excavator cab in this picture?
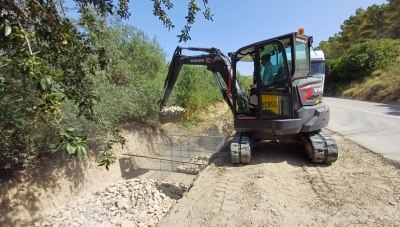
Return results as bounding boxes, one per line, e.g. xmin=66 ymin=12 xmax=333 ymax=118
xmin=231 ymin=33 xmax=310 ymax=121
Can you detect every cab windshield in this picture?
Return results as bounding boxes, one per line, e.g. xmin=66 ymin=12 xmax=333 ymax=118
xmin=310 ymin=62 xmax=325 ymax=75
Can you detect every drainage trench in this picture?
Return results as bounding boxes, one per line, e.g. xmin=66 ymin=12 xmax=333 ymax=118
xmin=121 ymin=124 xmax=231 ymax=185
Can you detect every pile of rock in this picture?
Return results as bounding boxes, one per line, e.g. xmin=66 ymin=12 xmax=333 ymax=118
xmin=33 ymin=178 xmax=189 ymax=227
xmin=158 ymin=106 xmax=185 ymax=124
xmin=159 ymin=106 xmax=185 ymax=115
xmin=176 ymin=155 xmax=209 ymax=175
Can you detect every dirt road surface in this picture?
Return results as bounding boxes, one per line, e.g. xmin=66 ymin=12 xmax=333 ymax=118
xmin=158 ymin=130 xmax=400 ymax=227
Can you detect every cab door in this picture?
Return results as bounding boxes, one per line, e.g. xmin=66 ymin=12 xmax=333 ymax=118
xmin=255 ymin=40 xmax=293 ymax=119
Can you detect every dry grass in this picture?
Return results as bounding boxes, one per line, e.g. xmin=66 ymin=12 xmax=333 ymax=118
xmin=339 ymin=57 xmax=400 ymax=104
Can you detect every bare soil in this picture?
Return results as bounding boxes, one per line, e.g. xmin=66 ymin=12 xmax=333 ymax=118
xmin=1 ymin=101 xmax=400 ymax=227
xmin=158 ymin=130 xmax=400 ymax=227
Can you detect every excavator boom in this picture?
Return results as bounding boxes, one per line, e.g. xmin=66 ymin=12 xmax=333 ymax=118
xmin=157 ymin=46 xmax=248 ymax=118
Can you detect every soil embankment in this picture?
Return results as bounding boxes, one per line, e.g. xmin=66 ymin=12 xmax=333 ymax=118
xmin=0 ymin=103 xmax=232 ymax=227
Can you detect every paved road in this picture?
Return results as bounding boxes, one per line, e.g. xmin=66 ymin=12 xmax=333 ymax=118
xmin=324 ymin=97 xmax=400 ymax=162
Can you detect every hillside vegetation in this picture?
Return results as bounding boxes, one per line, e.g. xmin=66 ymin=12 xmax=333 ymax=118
xmin=340 ymin=56 xmax=400 ymax=103
xmin=0 ymin=1 xmax=217 ymax=170
xmin=318 ymin=0 xmax=400 ymax=103
xmin=0 ymin=13 xmax=232 ymax=170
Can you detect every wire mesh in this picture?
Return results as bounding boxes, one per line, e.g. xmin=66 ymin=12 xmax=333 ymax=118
xmin=121 ymin=129 xmax=228 ymax=182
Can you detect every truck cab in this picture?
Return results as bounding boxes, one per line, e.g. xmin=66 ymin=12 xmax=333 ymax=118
xmin=282 ymin=50 xmax=326 ymax=88
xmin=310 ymin=50 xmax=326 ymax=88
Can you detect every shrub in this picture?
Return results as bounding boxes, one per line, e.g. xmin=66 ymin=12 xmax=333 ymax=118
xmin=335 ymin=39 xmax=400 ymax=81
xmin=236 ymin=71 xmax=253 ymax=91
xmin=0 ymin=20 xmax=169 ymax=169
xmin=0 ymin=71 xmax=58 ymax=168
xmin=171 ymin=65 xmax=222 ymax=120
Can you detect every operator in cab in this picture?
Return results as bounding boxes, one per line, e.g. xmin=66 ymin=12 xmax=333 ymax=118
xmin=253 ymin=54 xmax=279 ymax=88
xmin=248 ymin=54 xmax=278 ymax=112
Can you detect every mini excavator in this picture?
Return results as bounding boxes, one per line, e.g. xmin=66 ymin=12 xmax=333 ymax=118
xmin=157 ymin=29 xmax=338 ymax=164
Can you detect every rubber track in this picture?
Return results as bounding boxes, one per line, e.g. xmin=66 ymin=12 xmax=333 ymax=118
xmin=303 ymin=131 xmax=338 ymax=163
xmin=230 ymin=132 xmax=251 ymax=164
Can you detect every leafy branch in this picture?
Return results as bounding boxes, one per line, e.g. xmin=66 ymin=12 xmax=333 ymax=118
xmin=177 ymin=0 xmax=214 ymax=42
xmin=55 ymin=127 xmax=89 ymax=157
xmin=150 ymin=0 xmax=213 ymax=42
xmin=98 ymin=128 xmax=126 ymax=170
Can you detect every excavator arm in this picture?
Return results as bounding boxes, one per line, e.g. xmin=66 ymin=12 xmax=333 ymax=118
xmin=157 ymin=46 xmax=248 ymax=118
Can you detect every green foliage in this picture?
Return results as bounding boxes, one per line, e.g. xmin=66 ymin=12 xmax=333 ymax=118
xmin=0 ymin=0 xmax=215 ymax=170
xmin=385 ymin=0 xmax=400 ymax=39
xmin=0 ymin=0 xmax=110 ymax=169
xmin=340 ymin=39 xmax=400 ymax=79
xmin=317 ymin=2 xmax=400 ymax=59
xmin=339 ymin=56 xmax=400 ymax=103
xmin=318 ymin=1 xmax=400 ymax=97
xmin=91 ymin=18 xmax=168 ymax=125
xmin=55 ymin=128 xmax=89 ymax=156
xmin=150 ymin=0 xmax=213 ymax=42
xmin=236 ymin=71 xmax=253 ymax=91
xmin=327 ymin=39 xmax=400 ymax=84
xmin=97 ymin=128 xmax=126 ymax=170
xmin=171 ymin=65 xmax=222 ymax=120
xmin=0 ymin=73 xmax=56 ymax=168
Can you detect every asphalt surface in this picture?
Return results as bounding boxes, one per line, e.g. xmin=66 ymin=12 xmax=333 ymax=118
xmin=324 ymin=97 xmax=400 ymax=162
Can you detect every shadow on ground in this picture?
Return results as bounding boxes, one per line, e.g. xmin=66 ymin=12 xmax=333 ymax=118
xmin=156 ymin=182 xmax=188 ymax=200
xmin=376 ymin=103 xmax=400 ymax=117
xmin=0 ymin=148 xmax=92 ymax=227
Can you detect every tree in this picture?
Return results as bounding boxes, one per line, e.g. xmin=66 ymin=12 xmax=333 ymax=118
xmin=339 ymin=8 xmax=366 ymax=48
xmin=0 ymin=0 xmax=214 ymax=169
xmin=385 ymin=0 xmax=400 ymax=38
xmin=317 ymin=33 xmax=346 ymax=59
xmin=317 ymin=3 xmax=391 ymax=59
xmin=363 ymin=4 xmax=387 ymax=39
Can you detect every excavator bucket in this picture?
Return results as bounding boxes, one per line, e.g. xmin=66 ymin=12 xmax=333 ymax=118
xmin=158 ymin=106 xmax=186 ymax=124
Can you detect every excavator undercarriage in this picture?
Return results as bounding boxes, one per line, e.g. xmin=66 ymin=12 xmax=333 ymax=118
xmin=157 ymin=30 xmax=339 ymax=165
xmin=231 ymin=130 xmax=338 ymax=164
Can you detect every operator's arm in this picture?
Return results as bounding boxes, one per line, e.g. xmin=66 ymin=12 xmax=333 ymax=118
xmin=261 ymin=65 xmax=279 ymax=86
xmin=261 ymin=66 xmax=273 ymax=86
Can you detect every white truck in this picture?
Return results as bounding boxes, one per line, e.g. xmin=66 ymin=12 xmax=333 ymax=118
xmin=279 ymin=49 xmax=327 ymax=87
xmin=309 ymin=50 xmax=326 ymax=87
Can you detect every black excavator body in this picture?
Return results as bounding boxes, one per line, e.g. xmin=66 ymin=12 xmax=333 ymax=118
xmin=157 ymin=30 xmax=338 ymax=164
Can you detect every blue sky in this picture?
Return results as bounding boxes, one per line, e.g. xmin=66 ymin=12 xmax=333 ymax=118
xmin=66 ymin=0 xmax=387 ymax=75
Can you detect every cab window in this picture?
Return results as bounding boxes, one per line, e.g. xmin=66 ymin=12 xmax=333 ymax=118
xmin=258 ymin=43 xmax=287 ymax=87
xmin=295 ymin=38 xmax=310 ymax=73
